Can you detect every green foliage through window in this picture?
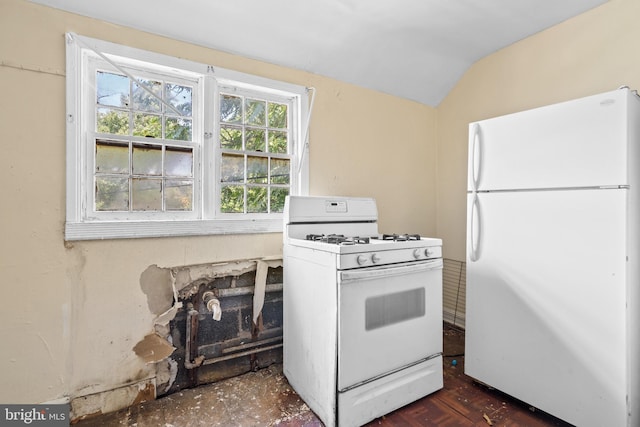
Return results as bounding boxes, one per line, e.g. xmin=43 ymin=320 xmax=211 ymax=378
xmin=219 ymin=91 xmax=291 ymax=214
xmin=92 ymin=70 xmax=294 ymax=216
xmin=94 ymin=70 xmax=195 ymax=213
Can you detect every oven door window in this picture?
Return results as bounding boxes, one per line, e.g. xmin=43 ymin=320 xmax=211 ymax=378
xmin=365 ymin=287 xmax=425 ymax=331
xmin=337 ymin=259 xmax=442 ymax=391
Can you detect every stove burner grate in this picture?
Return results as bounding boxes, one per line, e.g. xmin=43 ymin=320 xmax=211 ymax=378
xmin=381 ymin=233 xmax=422 ymax=241
xmin=305 ymin=234 xmax=371 ymax=245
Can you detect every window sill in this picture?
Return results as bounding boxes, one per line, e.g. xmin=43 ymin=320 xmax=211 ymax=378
xmin=64 ymin=218 xmax=283 ymax=241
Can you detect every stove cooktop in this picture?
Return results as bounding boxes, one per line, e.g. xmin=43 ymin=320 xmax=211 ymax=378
xmin=289 ymin=233 xmax=442 ymax=256
xmin=305 ymin=233 xmax=426 ymax=246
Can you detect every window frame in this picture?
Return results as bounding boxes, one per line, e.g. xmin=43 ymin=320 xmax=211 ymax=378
xmin=214 ymin=83 xmax=298 ymax=218
xmin=87 ymin=59 xmax=202 ymax=221
xmin=65 ymin=33 xmax=309 ymax=240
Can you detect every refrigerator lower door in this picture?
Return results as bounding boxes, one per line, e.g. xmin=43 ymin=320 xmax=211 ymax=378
xmin=465 ymin=189 xmax=628 ymax=427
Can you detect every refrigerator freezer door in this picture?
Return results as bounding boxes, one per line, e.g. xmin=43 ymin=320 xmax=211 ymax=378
xmin=468 ymin=89 xmax=629 ymax=192
xmin=465 ymin=189 xmax=628 ymax=427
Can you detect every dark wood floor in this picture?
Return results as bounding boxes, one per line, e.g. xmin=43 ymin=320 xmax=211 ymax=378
xmin=75 ymin=324 xmax=574 ymax=426
xmin=362 ymin=325 xmax=573 ymax=427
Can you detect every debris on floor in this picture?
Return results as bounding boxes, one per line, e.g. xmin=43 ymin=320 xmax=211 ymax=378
xmin=483 ymin=413 xmax=494 ymax=425
xmin=73 ymin=364 xmax=320 ymax=427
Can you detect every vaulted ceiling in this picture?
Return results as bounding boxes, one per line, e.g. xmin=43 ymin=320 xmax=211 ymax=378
xmin=31 ymin=0 xmax=608 ymax=106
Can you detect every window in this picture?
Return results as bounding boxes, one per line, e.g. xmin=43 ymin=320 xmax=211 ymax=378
xmin=91 ymin=66 xmax=198 ymax=219
xmin=65 ymin=34 xmax=310 ymax=240
xmin=217 ymin=87 xmax=293 ymax=215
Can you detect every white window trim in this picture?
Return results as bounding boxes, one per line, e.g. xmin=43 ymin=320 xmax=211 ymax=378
xmin=85 ymin=58 xmax=203 ymax=222
xmin=65 ymin=33 xmax=309 ymax=240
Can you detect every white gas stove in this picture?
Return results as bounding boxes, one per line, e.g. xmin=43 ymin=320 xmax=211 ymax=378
xmin=283 ymin=196 xmax=443 ymax=427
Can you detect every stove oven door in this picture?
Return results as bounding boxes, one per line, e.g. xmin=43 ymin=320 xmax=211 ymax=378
xmin=337 ymin=258 xmax=443 ymax=391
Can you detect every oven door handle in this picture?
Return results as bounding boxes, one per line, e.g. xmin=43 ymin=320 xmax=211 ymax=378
xmin=340 ymin=259 xmax=443 ymax=283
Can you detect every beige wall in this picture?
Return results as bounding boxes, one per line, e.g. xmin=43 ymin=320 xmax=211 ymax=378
xmin=437 ymin=0 xmax=640 ymax=260
xmin=0 ymin=0 xmax=437 ymax=410
xmin=4 ymin=0 xmax=637 ymax=414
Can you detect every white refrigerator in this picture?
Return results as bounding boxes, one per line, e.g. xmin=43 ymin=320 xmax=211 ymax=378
xmin=465 ymin=88 xmax=640 ymax=427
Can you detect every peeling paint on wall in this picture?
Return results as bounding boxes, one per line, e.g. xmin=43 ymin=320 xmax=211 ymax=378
xmin=140 ymin=265 xmax=174 ymax=315
xmin=131 ymin=382 xmax=155 ymax=405
xmin=70 ymin=379 xmax=156 ymax=423
xmin=132 ymin=334 xmax=175 ymax=364
xmin=156 ymin=358 xmax=178 ymax=394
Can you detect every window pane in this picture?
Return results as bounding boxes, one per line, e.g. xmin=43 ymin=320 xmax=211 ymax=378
xmin=270 ymin=158 xmax=289 ymax=184
xmin=132 ymin=178 xmax=162 ymax=210
xmin=133 ymin=144 xmax=162 ymax=175
xmin=97 ymin=71 xmax=129 ymax=108
xmin=221 ymin=153 xmax=244 ymax=183
xmin=133 ymin=113 xmax=162 ymax=138
xmin=247 ymin=156 xmax=268 ymax=183
xmin=221 ymin=185 xmax=244 ymax=213
xmin=245 ymin=98 xmax=266 ymax=126
xmin=270 ymin=187 xmax=289 ymax=213
xmin=165 ymin=146 xmax=193 ymax=177
xmin=165 ymin=117 xmax=192 ymax=141
xmin=268 ymin=102 xmax=287 ymax=128
xmin=268 ymin=130 xmax=287 ymax=153
xmin=95 ymin=176 xmax=129 ymax=211
xmin=165 ymin=83 xmax=192 ymax=116
xmin=246 ymin=128 xmax=266 ymax=152
xmin=96 ymin=140 xmax=129 ymax=174
xmin=132 ymin=78 xmax=162 ymax=113
xmin=220 ymin=125 xmax=242 ymax=150
xmin=220 ymin=94 xmax=242 ymax=123
xmin=165 ymin=179 xmax=193 ymax=210
xmin=97 ymin=108 xmax=129 ymax=135
xmin=247 ymin=186 xmax=267 ymax=213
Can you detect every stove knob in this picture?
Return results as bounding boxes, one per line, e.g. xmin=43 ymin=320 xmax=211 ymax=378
xmin=413 ymin=249 xmax=422 ymax=259
xmin=357 ymin=255 xmax=368 ymax=265
xmin=371 ymin=253 xmax=381 ymax=264
xmin=425 ymin=248 xmax=434 ymax=257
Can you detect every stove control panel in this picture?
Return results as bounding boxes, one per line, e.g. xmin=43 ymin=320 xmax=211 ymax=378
xmin=339 ymin=246 xmax=442 ymax=270
xmin=325 ymin=200 xmax=348 ymax=213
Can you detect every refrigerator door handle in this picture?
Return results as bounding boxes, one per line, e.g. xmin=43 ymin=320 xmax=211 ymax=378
xmin=470 ymin=123 xmax=481 ymax=192
xmin=469 ymin=193 xmax=481 ymax=262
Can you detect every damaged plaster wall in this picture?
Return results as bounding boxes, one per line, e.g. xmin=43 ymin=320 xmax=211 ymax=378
xmin=140 ymin=266 xmax=174 ymax=317
xmin=66 ymin=238 xmax=284 ymax=420
xmin=138 ymin=258 xmax=283 ymax=395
